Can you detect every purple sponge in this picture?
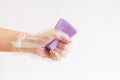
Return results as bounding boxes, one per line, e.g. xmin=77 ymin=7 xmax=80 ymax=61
xmin=46 ymin=18 xmax=77 ymax=50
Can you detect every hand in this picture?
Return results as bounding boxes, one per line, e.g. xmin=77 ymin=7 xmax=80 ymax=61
xmin=17 ymin=29 xmax=71 ymax=60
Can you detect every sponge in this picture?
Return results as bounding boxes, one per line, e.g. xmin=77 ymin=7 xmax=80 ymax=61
xmin=46 ymin=18 xmax=77 ymax=50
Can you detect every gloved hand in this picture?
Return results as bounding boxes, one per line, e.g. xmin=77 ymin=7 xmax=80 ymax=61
xmin=13 ymin=29 xmax=71 ymax=60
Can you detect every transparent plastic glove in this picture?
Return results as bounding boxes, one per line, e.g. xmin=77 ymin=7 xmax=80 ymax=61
xmin=13 ymin=29 xmax=71 ymax=60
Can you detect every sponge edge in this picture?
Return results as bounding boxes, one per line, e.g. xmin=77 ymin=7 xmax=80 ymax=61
xmin=55 ymin=18 xmax=77 ymax=37
xmin=46 ymin=39 xmax=59 ymax=50
xmin=46 ymin=18 xmax=77 ymax=50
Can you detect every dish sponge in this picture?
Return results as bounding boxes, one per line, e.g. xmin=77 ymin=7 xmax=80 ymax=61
xmin=47 ymin=18 xmax=77 ymax=50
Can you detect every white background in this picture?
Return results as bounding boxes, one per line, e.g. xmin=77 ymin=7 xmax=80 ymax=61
xmin=0 ymin=0 xmax=120 ymax=80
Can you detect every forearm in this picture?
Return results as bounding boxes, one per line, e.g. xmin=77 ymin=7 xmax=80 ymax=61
xmin=0 ymin=27 xmax=35 ymax=53
xmin=0 ymin=28 xmax=20 ymax=52
xmin=0 ymin=28 xmax=20 ymax=41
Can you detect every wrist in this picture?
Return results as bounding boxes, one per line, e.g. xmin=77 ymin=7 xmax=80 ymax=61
xmin=11 ymin=32 xmax=36 ymax=53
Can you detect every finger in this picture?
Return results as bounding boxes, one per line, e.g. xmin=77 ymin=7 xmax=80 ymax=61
xmin=54 ymin=48 xmax=65 ymax=56
xmin=32 ymin=31 xmax=57 ymax=45
xmin=39 ymin=29 xmax=71 ymax=44
xmin=57 ymin=41 xmax=66 ymax=50
xmin=39 ymin=47 xmax=61 ymax=60
xmin=26 ymin=29 xmax=71 ymax=46
xmin=55 ymin=30 xmax=72 ymax=44
xmin=49 ymin=50 xmax=61 ymax=60
xmin=54 ymin=48 xmax=63 ymax=54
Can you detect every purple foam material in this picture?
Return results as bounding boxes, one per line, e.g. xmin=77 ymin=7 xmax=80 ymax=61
xmin=46 ymin=39 xmax=59 ymax=50
xmin=46 ymin=18 xmax=77 ymax=50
